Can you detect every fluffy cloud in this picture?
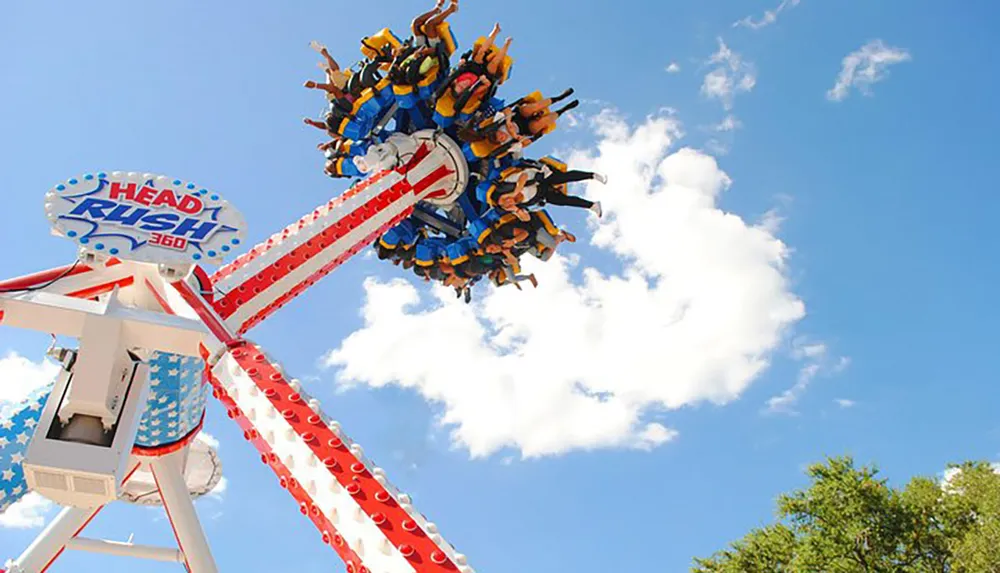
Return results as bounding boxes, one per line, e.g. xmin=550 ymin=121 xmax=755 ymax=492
xmin=0 ymin=352 xmax=58 ymax=417
xmin=942 ymin=463 xmax=1000 ymax=492
xmin=734 ymin=0 xmax=802 ymax=30
xmin=196 ymin=431 xmax=221 ymax=450
xmin=209 ymin=476 xmax=228 ymax=497
xmin=0 ymin=493 xmax=54 ymax=529
xmin=765 ymin=340 xmax=850 ymax=414
xmin=323 ymin=110 xmax=807 ymax=459
xmin=827 ymin=40 xmax=911 ymax=101
xmin=665 ymin=62 xmax=681 ymax=74
xmin=701 ymin=39 xmax=757 ymax=110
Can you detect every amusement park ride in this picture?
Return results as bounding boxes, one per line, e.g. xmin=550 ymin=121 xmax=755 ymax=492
xmin=0 ymin=7 xmax=599 ymax=572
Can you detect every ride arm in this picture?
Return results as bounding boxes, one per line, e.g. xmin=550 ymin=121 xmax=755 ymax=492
xmin=209 ymin=145 xmax=453 ymax=335
xmin=204 ymin=339 xmax=473 ymax=573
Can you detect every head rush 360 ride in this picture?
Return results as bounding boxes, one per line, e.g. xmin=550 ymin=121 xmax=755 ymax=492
xmin=1 ymin=10 xmax=598 ymax=573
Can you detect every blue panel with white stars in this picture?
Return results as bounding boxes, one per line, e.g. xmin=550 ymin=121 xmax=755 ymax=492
xmin=134 ymin=352 xmax=208 ymax=448
xmin=0 ymin=384 xmax=49 ymax=515
xmin=0 ymin=352 xmax=207 ymax=516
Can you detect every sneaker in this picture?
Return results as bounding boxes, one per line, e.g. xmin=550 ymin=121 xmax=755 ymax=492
xmin=590 ymin=202 xmax=603 ymax=218
xmin=353 ymin=156 xmax=371 ymax=173
xmin=593 ymin=173 xmax=608 ymax=184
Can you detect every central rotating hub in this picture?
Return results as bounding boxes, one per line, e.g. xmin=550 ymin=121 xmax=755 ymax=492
xmin=358 ymin=128 xmax=469 ymax=207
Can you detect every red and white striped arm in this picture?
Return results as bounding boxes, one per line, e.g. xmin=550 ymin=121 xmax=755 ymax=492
xmin=209 ymin=149 xmax=453 ymax=336
xmin=205 ymin=340 xmax=473 ymax=573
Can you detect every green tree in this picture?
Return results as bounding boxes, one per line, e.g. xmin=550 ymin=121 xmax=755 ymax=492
xmin=692 ymin=457 xmax=1000 ymax=572
xmin=947 ymin=462 xmax=1000 ymax=571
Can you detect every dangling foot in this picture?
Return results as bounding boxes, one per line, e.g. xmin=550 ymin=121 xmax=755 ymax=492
xmin=593 ymin=173 xmax=608 ymax=184
xmin=304 ymin=80 xmax=318 ymax=89
xmin=562 ymin=231 xmax=577 ymax=243
xmin=527 ymin=274 xmax=538 ymax=288
xmin=464 ymin=288 xmax=472 ymax=303
xmin=554 ymin=99 xmax=580 ymax=116
xmin=589 ymin=201 xmax=603 ymax=218
xmin=310 ymin=40 xmax=326 ymax=54
xmin=550 ymin=88 xmax=575 ymax=104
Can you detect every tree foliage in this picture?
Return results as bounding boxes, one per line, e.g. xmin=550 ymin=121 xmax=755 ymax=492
xmin=692 ymin=457 xmax=1000 ymax=572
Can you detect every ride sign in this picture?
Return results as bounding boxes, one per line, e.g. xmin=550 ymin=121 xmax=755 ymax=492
xmin=44 ymin=171 xmax=246 ymax=265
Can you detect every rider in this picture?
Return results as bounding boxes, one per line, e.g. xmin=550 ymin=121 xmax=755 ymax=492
xmin=411 ymin=0 xmax=459 ymax=47
xmin=495 ymin=161 xmax=606 ymax=218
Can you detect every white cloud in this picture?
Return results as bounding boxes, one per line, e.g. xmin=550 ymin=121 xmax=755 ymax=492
xmin=766 ymin=340 xmax=849 ymax=414
xmin=758 ymin=209 xmax=784 ymax=234
xmin=827 ymin=40 xmax=911 ymax=102
xmin=703 ymin=139 xmax=731 ymax=157
xmin=701 ymin=39 xmax=757 ymax=110
xmin=942 ymin=463 xmax=1000 ymax=492
xmin=0 ymin=493 xmax=54 ymax=529
xmin=323 ymin=110 xmax=807 ymax=459
xmin=834 ymin=398 xmax=856 ymax=408
xmin=196 ymin=432 xmax=220 ymax=450
xmin=209 ymin=476 xmax=228 ymax=497
xmin=713 ymin=115 xmax=743 ymax=132
xmin=734 ymin=0 xmax=802 ymax=30
xmin=666 ymin=62 xmax=681 ymax=74
xmin=0 ymin=351 xmax=59 ymax=415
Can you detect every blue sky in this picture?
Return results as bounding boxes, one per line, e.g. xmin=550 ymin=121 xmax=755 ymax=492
xmin=1 ymin=0 xmax=999 ymax=571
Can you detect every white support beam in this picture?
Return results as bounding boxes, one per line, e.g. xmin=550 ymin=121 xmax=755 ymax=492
xmin=5 ymin=505 xmax=105 ymax=573
xmin=0 ymin=289 xmax=209 ymax=357
xmin=147 ymin=451 xmax=218 ymax=573
xmin=66 ymin=537 xmax=184 ymax=563
xmin=6 ymin=462 xmax=143 ymax=572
